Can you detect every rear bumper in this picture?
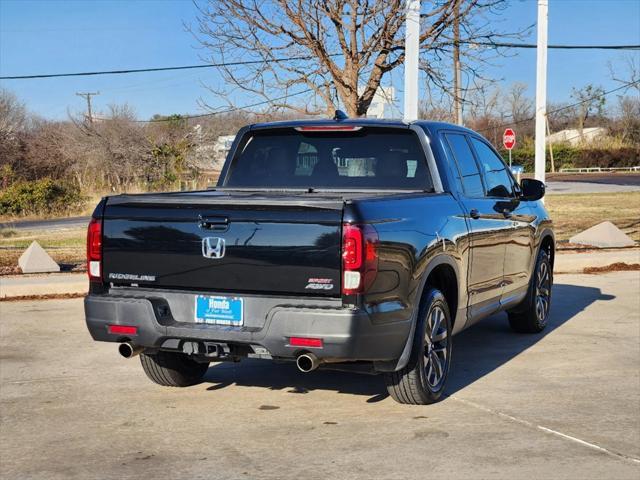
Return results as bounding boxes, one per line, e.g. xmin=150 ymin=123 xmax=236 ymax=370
xmin=84 ymin=291 xmax=410 ymax=363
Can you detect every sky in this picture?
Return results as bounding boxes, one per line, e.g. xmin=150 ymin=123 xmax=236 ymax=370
xmin=0 ymin=0 xmax=639 ymax=121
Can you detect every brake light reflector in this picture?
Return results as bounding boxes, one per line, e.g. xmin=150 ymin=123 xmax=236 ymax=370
xmin=342 ymin=223 xmax=378 ymax=295
xmin=289 ymin=337 xmax=323 ymax=348
xmin=108 ymin=325 xmax=137 ymax=335
xmin=87 ymin=217 xmax=102 ymax=281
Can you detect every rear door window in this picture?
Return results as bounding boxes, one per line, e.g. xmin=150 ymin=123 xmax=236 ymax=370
xmin=443 ymin=133 xmax=485 ymax=197
xmin=225 ymin=128 xmax=433 ymax=190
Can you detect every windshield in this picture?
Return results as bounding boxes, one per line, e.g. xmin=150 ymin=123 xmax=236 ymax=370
xmin=224 ymin=128 xmax=433 ymax=190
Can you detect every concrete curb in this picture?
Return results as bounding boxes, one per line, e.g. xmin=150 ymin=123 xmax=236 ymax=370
xmin=0 ymin=273 xmax=87 ymax=299
xmin=0 ymin=248 xmax=638 ymax=300
xmin=554 ymin=249 xmax=640 ymax=274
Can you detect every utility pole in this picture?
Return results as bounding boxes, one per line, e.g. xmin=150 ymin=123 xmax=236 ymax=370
xmin=76 ymin=91 xmax=99 ymax=123
xmin=534 ymin=0 xmax=548 ymax=184
xmin=403 ymin=0 xmax=421 ymax=122
xmin=453 ymin=0 xmax=463 ymax=125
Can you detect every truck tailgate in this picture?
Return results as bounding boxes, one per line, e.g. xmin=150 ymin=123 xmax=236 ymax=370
xmin=101 ymin=191 xmax=343 ymax=296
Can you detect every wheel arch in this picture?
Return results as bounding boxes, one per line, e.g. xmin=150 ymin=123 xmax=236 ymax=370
xmin=539 ymin=230 xmax=555 ymax=271
xmin=375 ymin=254 xmax=461 ymax=373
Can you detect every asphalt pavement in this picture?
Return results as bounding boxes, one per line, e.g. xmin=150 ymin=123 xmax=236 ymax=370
xmin=1 ymin=272 xmax=638 ymax=479
xmin=544 ymin=172 xmax=640 ymax=195
xmin=0 ymin=215 xmax=90 ymax=231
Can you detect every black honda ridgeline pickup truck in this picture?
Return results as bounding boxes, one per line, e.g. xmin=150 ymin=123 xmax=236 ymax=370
xmin=84 ymin=117 xmax=554 ymax=404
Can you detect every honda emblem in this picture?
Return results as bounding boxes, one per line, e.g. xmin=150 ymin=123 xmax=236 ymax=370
xmin=202 ymin=237 xmax=225 ymax=259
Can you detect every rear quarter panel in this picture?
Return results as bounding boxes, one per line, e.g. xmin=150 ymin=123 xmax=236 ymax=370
xmin=344 ymin=193 xmax=470 ymax=334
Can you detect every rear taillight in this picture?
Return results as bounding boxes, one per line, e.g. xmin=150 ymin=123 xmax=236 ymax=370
xmin=87 ymin=217 xmax=102 ymax=281
xmin=342 ymin=223 xmax=378 ymax=295
xmin=294 ymin=125 xmax=363 ymax=132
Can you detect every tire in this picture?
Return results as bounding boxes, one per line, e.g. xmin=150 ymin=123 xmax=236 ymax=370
xmin=139 ymin=351 xmax=209 ymax=387
xmin=508 ymin=249 xmax=552 ymax=333
xmin=384 ymin=288 xmax=452 ymax=405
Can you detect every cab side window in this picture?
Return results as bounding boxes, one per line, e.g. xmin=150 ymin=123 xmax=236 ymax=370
xmin=444 ymin=133 xmax=485 ymax=197
xmin=469 ymin=138 xmax=514 ymax=198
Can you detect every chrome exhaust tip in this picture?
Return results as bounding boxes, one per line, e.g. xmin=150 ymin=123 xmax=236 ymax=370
xmin=118 ymin=342 xmax=144 ymax=359
xmin=296 ymin=353 xmax=320 ymax=373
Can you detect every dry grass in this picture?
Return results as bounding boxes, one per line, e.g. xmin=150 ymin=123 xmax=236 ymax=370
xmin=546 ymin=192 xmax=640 ymax=242
xmin=583 ymin=262 xmax=640 ymax=274
xmin=0 ymin=227 xmax=86 ymax=269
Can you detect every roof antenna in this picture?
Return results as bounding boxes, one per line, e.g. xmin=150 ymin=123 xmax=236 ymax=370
xmin=333 ymin=110 xmax=348 ymax=121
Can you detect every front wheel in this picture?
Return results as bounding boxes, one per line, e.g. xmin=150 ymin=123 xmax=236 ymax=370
xmin=384 ymin=288 xmax=452 ymax=405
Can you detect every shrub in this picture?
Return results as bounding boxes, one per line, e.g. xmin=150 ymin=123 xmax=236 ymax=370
xmin=497 ymin=144 xmax=640 ymax=172
xmin=0 ymin=179 xmax=86 ymax=217
xmin=0 ymin=228 xmax=17 ymax=238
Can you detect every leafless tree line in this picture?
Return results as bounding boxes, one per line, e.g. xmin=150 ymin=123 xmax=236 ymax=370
xmin=420 ymin=78 xmax=640 ymax=147
xmin=2 ymin=75 xmax=637 ymax=195
xmin=0 ymin=89 xmax=296 ymax=192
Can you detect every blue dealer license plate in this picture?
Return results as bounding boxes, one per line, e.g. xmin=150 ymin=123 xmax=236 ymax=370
xmin=194 ymin=295 xmax=243 ymax=326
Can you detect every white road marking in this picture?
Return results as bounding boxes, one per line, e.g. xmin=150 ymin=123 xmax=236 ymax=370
xmin=450 ymin=395 xmax=640 ymax=465
xmin=5 ymin=376 xmax=79 ymax=385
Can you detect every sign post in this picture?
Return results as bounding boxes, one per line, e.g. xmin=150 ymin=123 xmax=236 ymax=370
xmin=503 ymin=128 xmax=516 ymax=167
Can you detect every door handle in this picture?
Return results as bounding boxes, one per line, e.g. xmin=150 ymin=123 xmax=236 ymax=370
xmin=198 ymin=216 xmax=229 ymax=231
xmin=469 ymin=209 xmax=480 ymax=219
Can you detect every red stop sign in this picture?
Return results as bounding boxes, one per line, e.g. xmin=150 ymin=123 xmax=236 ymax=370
xmin=503 ymin=128 xmax=516 ymax=150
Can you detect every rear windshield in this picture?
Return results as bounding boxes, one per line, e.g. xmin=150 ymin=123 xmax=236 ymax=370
xmin=223 ymin=128 xmax=433 ymax=190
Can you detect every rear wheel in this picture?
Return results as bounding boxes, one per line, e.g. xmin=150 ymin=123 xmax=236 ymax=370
xmin=508 ymin=249 xmax=552 ymax=333
xmin=140 ymin=351 xmax=209 ymax=387
xmin=384 ymin=288 xmax=452 ymax=405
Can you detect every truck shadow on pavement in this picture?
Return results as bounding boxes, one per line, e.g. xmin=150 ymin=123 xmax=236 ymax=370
xmin=446 ymin=282 xmax=614 ymax=395
xmin=201 ymin=282 xmax=614 ymax=403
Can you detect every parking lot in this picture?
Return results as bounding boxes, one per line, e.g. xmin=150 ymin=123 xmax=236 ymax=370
xmin=1 ymin=272 xmax=639 ymax=479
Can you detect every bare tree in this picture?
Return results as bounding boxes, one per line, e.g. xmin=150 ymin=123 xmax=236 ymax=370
xmin=615 ymin=95 xmax=640 ymax=143
xmin=570 ymin=84 xmax=606 ymax=136
xmin=191 ymin=0 xmax=516 ymax=117
xmin=463 ymin=80 xmax=502 ymax=143
xmin=0 ymin=89 xmax=28 ymax=138
xmin=0 ymin=89 xmax=29 ymax=186
xmin=504 ymin=82 xmax=533 ymax=124
xmin=608 ymin=54 xmax=640 ymax=95
xmin=420 ymin=0 xmax=528 ymax=118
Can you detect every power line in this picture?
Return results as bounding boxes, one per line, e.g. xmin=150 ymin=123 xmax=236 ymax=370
xmin=0 ymin=54 xmax=338 ymax=80
xmin=463 ymin=41 xmax=640 ymax=50
xmin=2 ymin=42 xmax=639 ymax=80
xmin=135 ymin=88 xmax=314 ymax=123
xmin=477 ymin=79 xmax=640 ymax=135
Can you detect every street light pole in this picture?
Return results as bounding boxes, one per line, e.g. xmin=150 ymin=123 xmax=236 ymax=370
xmin=535 ymin=0 xmax=548 ymax=184
xmin=453 ymin=0 xmax=463 ymax=125
xmin=403 ymin=0 xmax=421 ymax=122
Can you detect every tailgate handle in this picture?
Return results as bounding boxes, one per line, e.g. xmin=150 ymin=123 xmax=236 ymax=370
xmin=198 ymin=216 xmax=229 ymax=231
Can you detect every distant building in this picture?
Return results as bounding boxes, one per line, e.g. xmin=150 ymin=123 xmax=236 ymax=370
xmin=192 ymin=123 xmax=235 ymax=171
xmin=362 ymin=86 xmax=397 ymax=119
xmin=547 ymin=127 xmax=607 ymax=146
xmin=213 ymin=135 xmax=236 ymax=169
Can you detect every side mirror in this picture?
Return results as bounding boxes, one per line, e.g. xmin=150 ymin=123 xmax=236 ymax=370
xmin=520 ymin=178 xmax=545 ymax=201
